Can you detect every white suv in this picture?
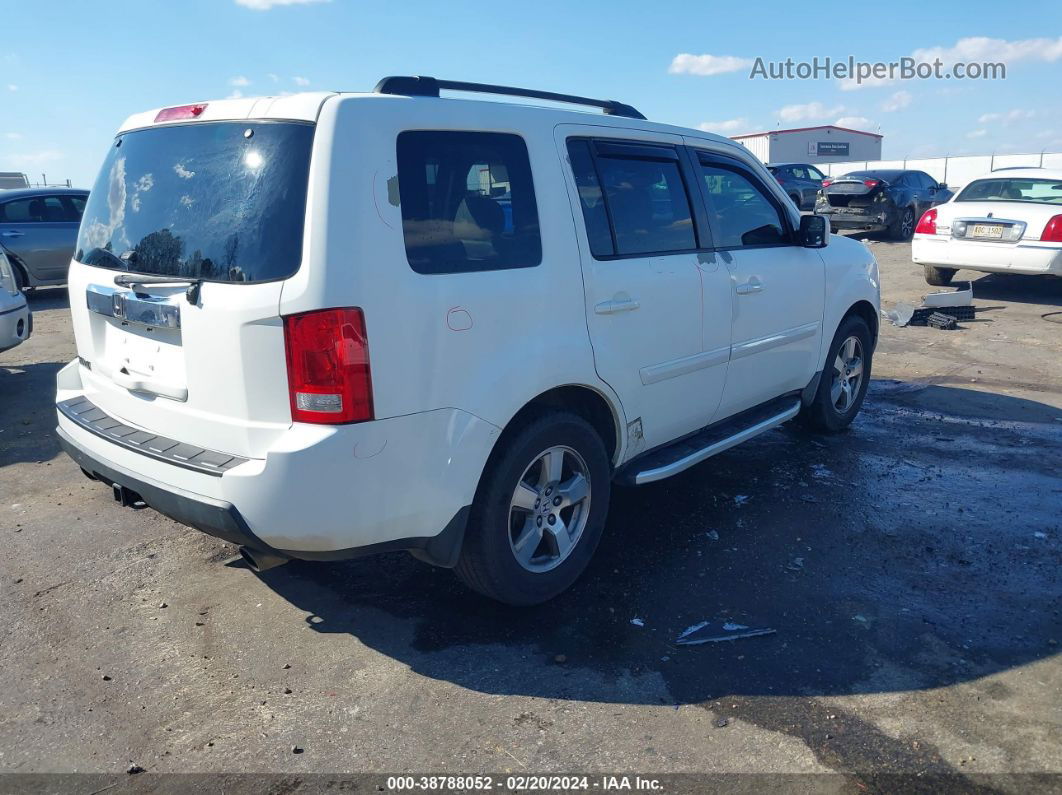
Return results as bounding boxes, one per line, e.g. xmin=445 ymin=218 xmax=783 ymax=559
xmin=56 ymin=77 xmax=879 ymax=604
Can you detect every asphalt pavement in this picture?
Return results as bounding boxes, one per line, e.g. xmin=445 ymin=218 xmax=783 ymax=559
xmin=1 ymin=237 xmax=1059 ymax=790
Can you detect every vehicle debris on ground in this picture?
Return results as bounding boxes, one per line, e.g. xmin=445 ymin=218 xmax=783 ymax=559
xmin=675 ymin=620 xmax=776 ymax=646
xmin=884 ymin=281 xmax=978 ymax=329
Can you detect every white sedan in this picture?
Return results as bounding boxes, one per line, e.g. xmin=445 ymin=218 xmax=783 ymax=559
xmin=912 ymin=167 xmax=1062 ymax=285
xmin=0 ymin=248 xmax=31 ymax=353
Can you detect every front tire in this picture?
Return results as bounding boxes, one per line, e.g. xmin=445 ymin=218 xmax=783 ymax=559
xmin=924 ymin=265 xmax=956 ymax=286
xmin=800 ymin=315 xmax=872 ymax=433
xmin=455 ymin=411 xmax=611 ymax=605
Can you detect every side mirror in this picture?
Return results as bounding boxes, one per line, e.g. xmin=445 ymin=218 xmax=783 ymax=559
xmin=937 ymin=182 xmax=948 ymax=190
xmin=798 ymin=214 xmax=829 ymax=248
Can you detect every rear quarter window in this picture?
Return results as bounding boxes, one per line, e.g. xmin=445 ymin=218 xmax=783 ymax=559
xmin=396 ymin=131 xmax=542 ymax=275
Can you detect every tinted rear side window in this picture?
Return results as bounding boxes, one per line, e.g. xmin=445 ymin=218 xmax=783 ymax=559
xmin=566 ymin=140 xmax=613 ymax=257
xmin=397 ymin=131 xmax=541 ymax=275
xmin=595 ymin=155 xmax=696 ymax=256
xmin=76 ymin=121 xmax=314 ymax=283
xmin=66 ymin=195 xmax=88 ymax=221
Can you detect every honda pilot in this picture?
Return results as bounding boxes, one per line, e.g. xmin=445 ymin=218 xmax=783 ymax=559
xmin=57 ymin=77 xmax=880 ymax=604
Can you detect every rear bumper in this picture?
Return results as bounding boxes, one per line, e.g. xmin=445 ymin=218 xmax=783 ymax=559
xmin=59 ymin=426 xmax=472 ymax=564
xmin=55 ymin=359 xmax=498 ymax=565
xmin=912 ymin=236 xmax=1062 ymax=275
xmin=58 ymin=426 xmax=255 ymax=547
xmin=816 ymin=205 xmax=895 ymax=232
xmin=0 ymin=298 xmax=31 ymax=353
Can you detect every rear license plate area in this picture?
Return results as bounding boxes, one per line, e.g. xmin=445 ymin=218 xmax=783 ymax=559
xmin=971 ymin=224 xmax=1004 ymax=239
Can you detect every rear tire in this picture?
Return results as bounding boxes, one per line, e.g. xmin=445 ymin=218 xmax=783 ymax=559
xmin=800 ymin=314 xmax=872 ymax=433
xmin=889 ymin=206 xmax=915 ymax=240
xmin=789 ymin=193 xmax=802 ymax=209
xmin=924 ymin=265 xmax=956 ymax=287
xmin=455 ymin=411 xmax=610 ymax=605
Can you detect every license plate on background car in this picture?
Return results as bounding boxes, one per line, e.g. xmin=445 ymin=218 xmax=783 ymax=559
xmin=971 ymin=224 xmax=1004 ymax=239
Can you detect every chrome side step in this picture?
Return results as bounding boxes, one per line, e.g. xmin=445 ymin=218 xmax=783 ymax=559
xmin=631 ymin=400 xmax=801 ymax=485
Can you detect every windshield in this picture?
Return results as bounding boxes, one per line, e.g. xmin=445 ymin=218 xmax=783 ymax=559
xmin=956 ymin=177 xmax=1062 ymax=205
xmin=76 ymin=120 xmax=314 ymax=283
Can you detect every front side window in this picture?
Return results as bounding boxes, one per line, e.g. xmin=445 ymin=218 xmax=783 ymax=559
xmin=594 ymin=155 xmax=696 ymax=256
xmin=807 ymin=166 xmax=826 ymax=182
xmin=76 ymin=121 xmax=314 ymax=283
xmin=699 ymin=162 xmax=788 ymax=248
xmin=397 ymin=131 xmax=541 ymax=274
xmin=957 ymin=178 xmax=1062 ymax=204
xmin=1 ymin=196 xmax=67 ymax=223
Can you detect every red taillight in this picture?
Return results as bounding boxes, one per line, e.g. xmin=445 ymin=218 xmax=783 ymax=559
xmin=154 ymin=103 xmax=208 ymax=123
xmin=821 ymin=179 xmax=833 ymax=188
xmin=284 ymin=308 xmax=373 ymax=424
xmin=915 ymin=208 xmax=938 ymax=235
xmin=863 ymin=179 xmax=880 ymax=188
xmin=1041 ymin=214 xmax=1062 ymax=242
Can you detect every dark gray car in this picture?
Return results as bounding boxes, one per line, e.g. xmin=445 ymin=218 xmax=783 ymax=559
xmin=766 ymin=162 xmax=827 ymax=210
xmin=0 ymin=187 xmax=89 ymax=290
xmin=814 ymin=169 xmax=952 ymax=240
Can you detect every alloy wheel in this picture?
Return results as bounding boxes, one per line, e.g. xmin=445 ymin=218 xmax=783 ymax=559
xmin=901 ymin=209 xmax=914 ymax=237
xmin=831 ymin=335 xmax=864 ymax=414
xmin=508 ymin=445 xmax=592 ymax=573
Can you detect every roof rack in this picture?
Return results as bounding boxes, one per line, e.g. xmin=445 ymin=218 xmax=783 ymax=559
xmin=373 ymin=76 xmax=646 ymax=121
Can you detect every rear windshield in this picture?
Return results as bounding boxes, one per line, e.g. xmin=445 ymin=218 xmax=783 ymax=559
xmin=76 ymin=121 xmax=314 ymax=283
xmin=841 ymin=171 xmax=900 ymax=181
xmin=956 ymin=177 xmax=1062 ymax=205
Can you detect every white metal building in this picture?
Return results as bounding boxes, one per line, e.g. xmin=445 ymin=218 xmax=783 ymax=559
xmin=729 ymin=125 xmax=883 ymax=165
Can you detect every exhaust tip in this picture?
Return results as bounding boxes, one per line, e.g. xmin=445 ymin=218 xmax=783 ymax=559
xmin=239 ymin=546 xmax=289 ymax=573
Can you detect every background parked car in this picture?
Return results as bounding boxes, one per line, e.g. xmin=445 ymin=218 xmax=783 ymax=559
xmin=815 ymin=169 xmax=952 ymax=240
xmin=0 ymin=187 xmax=89 ymax=290
xmin=766 ymin=162 xmax=827 ymax=210
xmin=0 ymin=248 xmax=31 ymax=352
xmin=912 ymin=167 xmax=1062 ymax=285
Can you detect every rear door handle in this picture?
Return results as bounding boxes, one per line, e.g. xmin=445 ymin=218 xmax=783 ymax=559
xmin=1 ymin=230 xmax=24 ymax=238
xmin=735 ymin=277 xmax=764 ymax=295
xmin=595 ymin=296 xmax=640 ymax=314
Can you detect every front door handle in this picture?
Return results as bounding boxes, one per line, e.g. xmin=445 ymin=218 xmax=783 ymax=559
xmin=735 ymin=277 xmax=764 ymax=295
xmin=1 ymin=230 xmax=24 ymax=238
xmin=595 ymin=295 xmax=640 ymax=314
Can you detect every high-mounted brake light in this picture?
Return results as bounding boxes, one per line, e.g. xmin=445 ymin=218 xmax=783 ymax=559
xmin=863 ymin=179 xmax=880 ymax=188
xmin=154 ymin=103 xmax=208 ymax=123
xmin=1040 ymin=214 xmax=1062 ymax=243
xmin=821 ymin=179 xmax=833 ymax=188
xmin=915 ymin=208 xmax=938 ymax=235
xmin=284 ymin=308 xmax=373 ymax=424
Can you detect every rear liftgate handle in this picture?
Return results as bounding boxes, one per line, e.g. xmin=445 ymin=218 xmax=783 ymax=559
xmin=108 ymin=368 xmax=189 ymax=402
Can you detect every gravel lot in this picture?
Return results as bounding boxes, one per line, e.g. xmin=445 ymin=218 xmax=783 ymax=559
xmin=2 ymin=237 xmax=1060 ymax=789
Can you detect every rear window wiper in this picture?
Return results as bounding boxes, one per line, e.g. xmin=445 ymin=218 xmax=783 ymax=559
xmin=112 ymin=273 xmax=204 ymax=304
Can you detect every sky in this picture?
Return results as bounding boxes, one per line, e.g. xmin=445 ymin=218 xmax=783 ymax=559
xmin=2 ymin=0 xmax=1061 ymax=188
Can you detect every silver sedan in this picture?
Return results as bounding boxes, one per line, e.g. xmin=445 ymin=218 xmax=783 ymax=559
xmin=0 ymin=248 xmax=31 ymax=353
xmin=0 ymin=187 xmax=88 ymax=290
